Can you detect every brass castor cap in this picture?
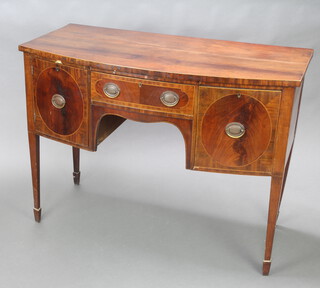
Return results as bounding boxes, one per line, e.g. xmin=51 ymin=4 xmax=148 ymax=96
xmin=73 ymin=171 xmax=81 ymax=185
xmin=33 ymin=207 xmax=42 ymax=223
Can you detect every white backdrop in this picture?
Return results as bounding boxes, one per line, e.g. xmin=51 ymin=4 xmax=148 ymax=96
xmin=0 ymin=0 xmax=320 ymax=287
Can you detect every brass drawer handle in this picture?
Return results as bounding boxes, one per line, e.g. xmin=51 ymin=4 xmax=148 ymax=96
xmin=160 ymin=91 xmax=179 ymax=107
xmin=55 ymin=60 xmax=62 ymax=71
xmin=51 ymin=94 xmax=66 ymax=109
xmin=225 ymin=122 xmax=245 ymax=138
xmin=103 ymin=83 xmax=120 ymax=98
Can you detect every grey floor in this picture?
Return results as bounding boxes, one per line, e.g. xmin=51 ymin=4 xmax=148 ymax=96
xmin=1 ymin=121 xmax=320 ymax=288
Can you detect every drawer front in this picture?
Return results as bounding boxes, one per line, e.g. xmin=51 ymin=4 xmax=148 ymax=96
xmin=194 ymin=87 xmax=281 ymax=175
xmin=91 ymin=73 xmax=195 ymax=117
xmin=33 ymin=58 xmax=89 ymax=147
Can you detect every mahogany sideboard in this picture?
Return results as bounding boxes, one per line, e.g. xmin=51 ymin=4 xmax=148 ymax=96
xmin=19 ymin=24 xmax=313 ymax=275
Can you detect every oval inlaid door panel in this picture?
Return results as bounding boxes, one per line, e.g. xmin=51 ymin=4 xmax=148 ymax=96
xmin=201 ymin=94 xmax=271 ymax=167
xmin=36 ymin=67 xmax=83 ymax=135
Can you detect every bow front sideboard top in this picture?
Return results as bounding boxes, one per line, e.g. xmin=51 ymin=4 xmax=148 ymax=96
xmin=19 ymin=24 xmax=313 ymax=275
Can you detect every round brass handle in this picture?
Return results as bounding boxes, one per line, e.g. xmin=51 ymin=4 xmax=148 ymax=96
xmin=51 ymin=94 xmax=66 ymax=109
xmin=225 ymin=122 xmax=246 ymax=138
xmin=103 ymin=83 xmax=120 ymax=98
xmin=160 ymin=91 xmax=179 ymax=107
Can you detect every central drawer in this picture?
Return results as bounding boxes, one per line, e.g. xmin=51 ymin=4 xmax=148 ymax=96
xmin=91 ymin=72 xmax=195 ymax=117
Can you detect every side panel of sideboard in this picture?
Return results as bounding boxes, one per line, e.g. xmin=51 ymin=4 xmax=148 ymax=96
xmin=24 ymin=53 xmax=36 ymax=134
xmin=285 ymin=84 xmax=303 ymax=163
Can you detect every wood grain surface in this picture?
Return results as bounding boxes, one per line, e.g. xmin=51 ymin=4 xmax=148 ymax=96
xmin=194 ymin=86 xmax=281 ymax=175
xmin=92 ymin=73 xmax=194 ymax=115
xmin=36 ymin=67 xmax=83 ymax=135
xmin=33 ymin=58 xmax=89 ymax=148
xmin=19 ymin=24 xmax=313 ymax=87
xmin=200 ymin=93 xmax=272 ymax=167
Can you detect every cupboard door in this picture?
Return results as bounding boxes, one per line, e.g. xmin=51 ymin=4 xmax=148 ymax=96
xmin=194 ymin=87 xmax=281 ymax=175
xmin=33 ymin=58 xmax=89 ymax=148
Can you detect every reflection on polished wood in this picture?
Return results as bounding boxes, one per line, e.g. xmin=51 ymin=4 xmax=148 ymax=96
xmin=19 ymin=24 xmax=313 ymax=275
